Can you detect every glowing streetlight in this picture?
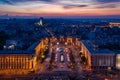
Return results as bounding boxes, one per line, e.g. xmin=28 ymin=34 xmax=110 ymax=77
xmin=57 ymin=42 xmax=59 ymax=45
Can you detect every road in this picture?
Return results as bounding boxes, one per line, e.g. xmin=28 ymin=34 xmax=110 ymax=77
xmin=35 ymin=41 xmax=82 ymax=73
xmin=50 ymin=41 xmax=82 ymax=72
xmin=53 ymin=47 xmax=71 ymax=71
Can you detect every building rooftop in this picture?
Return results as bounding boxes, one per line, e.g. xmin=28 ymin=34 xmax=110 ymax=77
xmin=27 ymin=42 xmax=39 ymax=51
xmin=0 ymin=50 xmax=34 ymax=54
xmin=0 ymin=41 xmax=40 ymax=55
xmin=82 ymin=40 xmax=115 ymax=54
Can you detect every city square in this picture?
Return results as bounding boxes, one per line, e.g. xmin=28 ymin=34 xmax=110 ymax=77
xmin=0 ymin=0 xmax=120 ymax=80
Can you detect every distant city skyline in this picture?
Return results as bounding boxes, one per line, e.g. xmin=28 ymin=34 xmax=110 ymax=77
xmin=0 ymin=0 xmax=120 ymax=17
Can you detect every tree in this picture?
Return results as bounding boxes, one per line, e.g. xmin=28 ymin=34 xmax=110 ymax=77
xmin=0 ymin=31 xmax=9 ymax=50
xmin=79 ymin=52 xmax=83 ymax=57
xmin=81 ymin=56 xmax=87 ymax=64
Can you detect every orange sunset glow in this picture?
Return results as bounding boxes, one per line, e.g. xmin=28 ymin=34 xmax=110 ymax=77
xmin=0 ymin=0 xmax=120 ymax=17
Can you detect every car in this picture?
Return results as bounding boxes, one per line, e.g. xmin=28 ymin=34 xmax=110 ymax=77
xmin=56 ymin=48 xmax=64 ymax=52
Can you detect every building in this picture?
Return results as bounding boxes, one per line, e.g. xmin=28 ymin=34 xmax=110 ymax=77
xmin=66 ymin=37 xmax=73 ymax=45
xmin=35 ymin=38 xmax=49 ymax=55
xmin=109 ymin=22 xmax=120 ymax=28
xmin=39 ymin=17 xmax=43 ymax=26
xmin=0 ymin=37 xmax=119 ymax=75
xmin=0 ymin=50 xmax=35 ymax=74
xmin=116 ymin=54 xmax=120 ymax=69
xmin=0 ymin=38 xmax=49 ymax=75
xmin=81 ymin=40 xmax=117 ymax=70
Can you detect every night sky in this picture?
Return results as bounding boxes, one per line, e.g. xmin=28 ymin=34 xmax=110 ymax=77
xmin=0 ymin=0 xmax=120 ymax=17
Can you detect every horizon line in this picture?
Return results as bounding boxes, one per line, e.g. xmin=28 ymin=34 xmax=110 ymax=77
xmin=0 ymin=15 xmax=120 ymax=19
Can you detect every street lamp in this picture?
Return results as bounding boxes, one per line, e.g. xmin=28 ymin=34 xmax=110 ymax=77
xmin=65 ymin=42 xmax=68 ymax=45
xmin=57 ymin=42 xmax=59 ymax=45
xmin=41 ymin=55 xmax=45 ymax=59
xmin=104 ymin=78 xmax=108 ymax=80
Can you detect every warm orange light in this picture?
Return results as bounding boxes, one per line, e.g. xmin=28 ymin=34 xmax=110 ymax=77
xmin=42 ymin=55 xmax=45 ymax=58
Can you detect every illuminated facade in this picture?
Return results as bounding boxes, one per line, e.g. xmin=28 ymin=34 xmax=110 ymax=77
xmin=0 ymin=38 xmax=49 ymax=75
xmin=35 ymin=38 xmax=49 ymax=55
xmin=91 ymin=54 xmax=116 ymax=70
xmin=75 ymin=38 xmax=80 ymax=46
xmin=0 ymin=51 xmax=35 ymax=74
xmin=80 ymin=41 xmax=91 ymax=69
xmin=50 ymin=36 xmax=58 ymax=43
xmin=116 ymin=54 xmax=120 ymax=69
xmin=0 ymin=37 xmax=119 ymax=75
xmin=109 ymin=22 xmax=120 ymax=28
xmin=81 ymin=40 xmax=117 ymax=70
xmin=59 ymin=36 xmax=65 ymax=42
xmin=66 ymin=37 xmax=73 ymax=44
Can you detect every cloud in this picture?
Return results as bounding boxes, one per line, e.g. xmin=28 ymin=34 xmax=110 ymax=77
xmin=0 ymin=0 xmax=14 ymax=5
xmin=94 ymin=0 xmax=120 ymax=3
xmin=0 ymin=0 xmax=54 ymax=5
xmin=63 ymin=5 xmax=88 ymax=9
xmin=96 ymin=4 xmax=117 ymax=8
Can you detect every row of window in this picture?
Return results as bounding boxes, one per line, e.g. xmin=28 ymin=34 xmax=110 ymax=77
xmin=0 ymin=62 xmax=33 ymax=69
xmin=0 ymin=57 xmax=30 ymax=63
xmin=91 ymin=66 xmax=114 ymax=69
xmin=91 ymin=55 xmax=115 ymax=66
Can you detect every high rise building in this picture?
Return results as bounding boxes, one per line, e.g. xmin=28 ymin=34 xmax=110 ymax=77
xmin=39 ymin=17 xmax=43 ymax=26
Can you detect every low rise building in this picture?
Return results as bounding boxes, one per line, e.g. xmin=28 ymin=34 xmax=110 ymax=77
xmin=81 ymin=40 xmax=117 ymax=70
xmin=109 ymin=22 xmax=120 ymax=28
xmin=0 ymin=50 xmax=35 ymax=74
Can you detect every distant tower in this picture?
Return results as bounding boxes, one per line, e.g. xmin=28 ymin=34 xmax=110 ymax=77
xmin=39 ymin=17 xmax=43 ymax=26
